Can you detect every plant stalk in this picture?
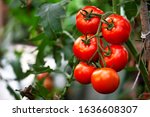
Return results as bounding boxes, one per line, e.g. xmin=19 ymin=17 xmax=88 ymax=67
xmin=126 ymin=39 xmax=150 ymax=92
xmin=112 ymin=0 xmax=120 ymax=14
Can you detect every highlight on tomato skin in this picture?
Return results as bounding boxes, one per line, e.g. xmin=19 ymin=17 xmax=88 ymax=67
xmin=73 ymin=34 xmax=99 ymax=61
xmin=74 ymin=62 xmax=96 ymax=84
xmin=76 ymin=6 xmax=104 ymax=35
xmin=102 ymin=14 xmax=131 ymax=44
xmin=91 ymin=68 xmax=120 ymax=94
xmin=100 ymin=45 xmax=128 ymax=72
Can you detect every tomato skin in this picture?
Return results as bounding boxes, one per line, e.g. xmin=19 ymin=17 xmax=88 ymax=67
xmin=37 ymin=72 xmax=49 ymax=80
xmin=43 ymin=77 xmax=53 ymax=91
xmin=101 ymin=45 xmax=128 ymax=72
xmin=73 ymin=35 xmax=98 ymax=61
xmin=91 ymin=68 xmax=120 ymax=94
xmin=76 ymin=6 xmax=104 ymax=35
xmin=74 ymin=62 xmax=96 ymax=84
xmin=102 ymin=14 xmax=131 ymax=44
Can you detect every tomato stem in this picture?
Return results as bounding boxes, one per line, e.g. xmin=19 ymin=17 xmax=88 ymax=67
xmin=112 ymin=0 xmax=120 ymax=14
xmin=97 ymin=37 xmax=106 ymax=67
xmin=60 ymin=57 xmax=78 ymax=99
xmin=125 ymin=39 xmax=150 ymax=92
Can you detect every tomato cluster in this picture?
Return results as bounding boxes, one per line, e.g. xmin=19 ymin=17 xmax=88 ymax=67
xmin=73 ymin=6 xmax=131 ymax=94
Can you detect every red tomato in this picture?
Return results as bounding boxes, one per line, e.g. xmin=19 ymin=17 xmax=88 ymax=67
xmin=37 ymin=72 xmax=49 ymax=80
xmin=102 ymin=14 xmax=131 ymax=44
xmin=74 ymin=62 xmax=96 ymax=84
xmin=91 ymin=68 xmax=120 ymax=94
xmin=101 ymin=45 xmax=128 ymax=72
xmin=73 ymin=35 xmax=98 ymax=61
xmin=76 ymin=6 xmax=104 ymax=34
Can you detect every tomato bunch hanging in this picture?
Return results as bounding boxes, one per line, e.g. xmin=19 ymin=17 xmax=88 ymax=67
xmin=73 ymin=6 xmax=131 ymax=94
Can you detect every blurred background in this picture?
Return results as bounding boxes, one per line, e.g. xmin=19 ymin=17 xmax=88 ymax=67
xmin=0 ymin=0 xmax=149 ymax=100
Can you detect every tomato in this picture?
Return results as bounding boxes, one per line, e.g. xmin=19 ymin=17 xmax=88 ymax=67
xmin=37 ymin=73 xmax=53 ymax=91
xmin=76 ymin=6 xmax=104 ymax=35
xmin=102 ymin=14 xmax=131 ymax=44
xmin=101 ymin=45 xmax=128 ymax=72
xmin=73 ymin=35 xmax=98 ymax=61
xmin=43 ymin=77 xmax=54 ymax=91
xmin=37 ymin=72 xmax=49 ymax=80
xmin=91 ymin=68 xmax=120 ymax=94
xmin=74 ymin=62 xmax=96 ymax=84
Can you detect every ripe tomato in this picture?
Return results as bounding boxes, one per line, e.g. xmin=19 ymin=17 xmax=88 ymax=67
xmin=37 ymin=72 xmax=49 ymax=80
xmin=76 ymin=6 xmax=104 ymax=34
xmin=73 ymin=35 xmax=98 ymax=61
xmin=101 ymin=45 xmax=128 ymax=72
xmin=102 ymin=14 xmax=131 ymax=44
xmin=74 ymin=62 xmax=96 ymax=84
xmin=91 ymin=68 xmax=120 ymax=94
xmin=43 ymin=77 xmax=54 ymax=91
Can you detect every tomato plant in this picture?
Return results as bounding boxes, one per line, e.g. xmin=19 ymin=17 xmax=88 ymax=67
xmin=91 ymin=68 xmax=120 ymax=94
xmin=1 ymin=0 xmax=150 ymax=100
xmin=101 ymin=45 xmax=128 ymax=72
xmin=74 ymin=62 xmax=96 ymax=84
xmin=76 ymin=6 xmax=104 ymax=35
xmin=73 ymin=34 xmax=98 ymax=61
xmin=102 ymin=14 xmax=131 ymax=44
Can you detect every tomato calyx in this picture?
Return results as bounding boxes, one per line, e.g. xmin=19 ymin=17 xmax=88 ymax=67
xmin=80 ymin=9 xmax=102 ymax=21
xmin=80 ymin=9 xmax=94 ymax=20
xmin=102 ymin=19 xmax=114 ymax=30
xmin=81 ymin=38 xmax=90 ymax=45
xmin=103 ymin=46 xmax=112 ymax=56
xmin=81 ymin=35 xmax=95 ymax=45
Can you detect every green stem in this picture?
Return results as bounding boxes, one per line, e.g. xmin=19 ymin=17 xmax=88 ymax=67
xmin=112 ymin=0 xmax=120 ymax=14
xmin=97 ymin=38 xmax=106 ymax=67
xmin=125 ymin=39 xmax=150 ymax=92
xmin=60 ymin=58 xmax=78 ymax=99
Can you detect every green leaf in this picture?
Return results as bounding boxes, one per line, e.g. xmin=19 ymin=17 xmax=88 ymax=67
xmin=32 ymin=65 xmax=52 ymax=74
xmin=124 ymin=1 xmax=138 ymax=20
xmin=53 ymin=48 xmax=62 ymax=66
xmin=10 ymin=59 xmax=24 ymax=81
xmin=35 ymin=39 xmax=49 ymax=65
xmin=37 ymin=2 xmax=66 ymax=38
xmin=33 ymin=81 xmax=49 ymax=99
xmin=30 ymin=33 xmax=47 ymax=42
xmin=7 ymin=84 xmax=21 ymax=100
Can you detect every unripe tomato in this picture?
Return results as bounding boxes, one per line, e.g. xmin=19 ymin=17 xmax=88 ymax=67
xmin=101 ymin=45 xmax=128 ymax=72
xmin=73 ymin=35 xmax=98 ymax=61
xmin=91 ymin=68 xmax=120 ymax=94
xmin=74 ymin=62 xmax=96 ymax=84
xmin=76 ymin=6 xmax=104 ymax=34
xmin=37 ymin=72 xmax=49 ymax=80
xmin=102 ymin=14 xmax=131 ymax=44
